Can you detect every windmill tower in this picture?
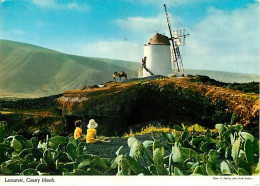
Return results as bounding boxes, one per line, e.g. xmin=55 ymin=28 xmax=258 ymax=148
xmin=139 ymin=4 xmax=188 ymax=78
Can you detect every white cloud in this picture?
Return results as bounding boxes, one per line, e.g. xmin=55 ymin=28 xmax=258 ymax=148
xmin=32 ymin=0 xmax=90 ymax=11
xmin=183 ymin=4 xmax=260 ymax=74
xmin=74 ymin=14 xmax=174 ymax=62
xmin=116 ymin=16 xmax=163 ymax=33
xmin=36 ymin=20 xmax=49 ymax=27
xmin=127 ymin=0 xmax=213 ymax=6
xmin=67 ymin=2 xmax=90 ymax=11
xmin=115 ymin=13 xmax=182 ymax=42
xmin=78 ymin=41 xmax=143 ymax=62
xmin=13 ymin=30 xmax=26 ymax=35
xmin=32 ymin=0 xmax=56 ymax=8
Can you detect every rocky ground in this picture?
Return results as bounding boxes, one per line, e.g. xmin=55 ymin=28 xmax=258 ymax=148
xmin=85 ymin=133 xmax=164 ymax=159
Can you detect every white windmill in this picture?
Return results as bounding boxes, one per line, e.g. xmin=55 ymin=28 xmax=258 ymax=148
xmin=139 ymin=4 xmax=189 ymax=78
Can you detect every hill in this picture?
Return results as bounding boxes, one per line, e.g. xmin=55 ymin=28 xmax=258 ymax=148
xmin=0 ymin=40 xmax=140 ymax=98
xmin=175 ymin=69 xmax=260 ymax=83
xmin=0 ymin=40 xmax=259 ymax=98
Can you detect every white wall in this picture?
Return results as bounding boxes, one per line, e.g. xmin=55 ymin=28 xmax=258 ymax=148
xmin=142 ymin=45 xmax=172 ymax=77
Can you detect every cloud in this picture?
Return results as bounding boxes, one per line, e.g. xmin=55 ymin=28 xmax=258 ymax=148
xmin=13 ymin=30 xmax=26 ymax=35
xmin=32 ymin=0 xmax=56 ymax=8
xmin=127 ymin=0 xmax=213 ymax=6
xmin=115 ymin=13 xmax=182 ymax=42
xmin=75 ymin=14 xmax=174 ymax=63
xmin=36 ymin=20 xmax=50 ymax=27
xmin=183 ymin=4 xmax=260 ymax=74
xmin=78 ymin=41 xmax=143 ymax=62
xmin=116 ymin=16 xmax=161 ymax=32
xmin=32 ymin=0 xmax=90 ymax=11
xmin=67 ymin=2 xmax=90 ymax=11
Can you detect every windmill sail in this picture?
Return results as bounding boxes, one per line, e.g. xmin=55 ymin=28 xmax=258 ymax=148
xmin=164 ymin=4 xmax=188 ymax=73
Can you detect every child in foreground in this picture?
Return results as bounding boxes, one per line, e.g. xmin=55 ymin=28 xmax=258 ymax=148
xmin=73 ymin=120 xmax=86 ymax=141
xmin=86 ymin=119 xmax=110 ymax=143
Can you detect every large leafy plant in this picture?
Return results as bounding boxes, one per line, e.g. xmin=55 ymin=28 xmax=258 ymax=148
xmin=0 ymin=115 xmax=258 ymax=176
xmin=111 ymin=115 xmax=259 ymax=175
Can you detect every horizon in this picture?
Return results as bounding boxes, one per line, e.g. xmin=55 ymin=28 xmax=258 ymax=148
xmin=1 ymin=38 xmax=260 ymax=77
xmin=0 ymin=0 xmax=259 ymax=75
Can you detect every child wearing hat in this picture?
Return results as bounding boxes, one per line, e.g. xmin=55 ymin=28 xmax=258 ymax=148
xmin=86 ymin=119 xmax=110 ymax=143
xmin=74 ymin=120 xmax=86 ymax=141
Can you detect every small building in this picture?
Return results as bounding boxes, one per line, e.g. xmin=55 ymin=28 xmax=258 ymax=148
xmin=139 ymin=33 xmax=172 ymax=78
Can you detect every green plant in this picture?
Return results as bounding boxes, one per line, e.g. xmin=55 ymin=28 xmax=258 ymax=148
xmin=0 ymin=134 xmax=113 ymax=175
xmin=0 ymin=121 xmax=7 ymax=143
xmin=0 ymin=115 xmax=258 ymax=176
xmin=110 ymin=115 xmax=259 ymax=176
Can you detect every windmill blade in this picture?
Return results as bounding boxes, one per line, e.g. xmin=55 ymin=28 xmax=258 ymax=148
xmin=183 ymin=29 xmax=186 ymax=46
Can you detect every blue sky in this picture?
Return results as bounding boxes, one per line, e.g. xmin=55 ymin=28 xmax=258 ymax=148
xmin=0 ymin=0 xmax=259 ymax=75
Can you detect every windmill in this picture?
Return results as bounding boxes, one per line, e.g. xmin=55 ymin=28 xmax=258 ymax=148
xmin=138 ymin=4 xmax=189 ymax=78
xmin=164 ymin=4 xmax=189 ymax=73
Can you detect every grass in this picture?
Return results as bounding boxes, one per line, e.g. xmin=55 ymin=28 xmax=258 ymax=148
xmin=123 ymin=123 xmax=218 ymax=138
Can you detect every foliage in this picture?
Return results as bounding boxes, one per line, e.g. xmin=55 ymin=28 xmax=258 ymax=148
xmin=0 ymin=121 xmax=8 ymax=143
xmin=0 ymin=134 xmax=112 ymax=175
xmin=114 ymin=115 xmax=259 ymax=175
xmin=0 ymin=94 xmax=62 ymax=109
xmin=0 ymin=115 xmax=258 ymax=176
xmin=124 ymin=123 xmax=218 ymax=138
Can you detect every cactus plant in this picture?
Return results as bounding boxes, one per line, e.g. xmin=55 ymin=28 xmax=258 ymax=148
xmin=120 ymin=158 xmax=131 ymax=175
xmin=77 ymin=159 xmax=91 ymax=170
xmin=0 ymin=115 xmax=258 ymax=176
xmin=20 ymin=168 xmax=38 ymax=175
xmin=244 ymin=139 xmax=254 ymax=166
xmin=174 ymin=167 xmax=184 ymax=175
xmin=220 ymin=161 xmax=231 ymax=175
xmin=206 ymin=162 xmax=215 ymax=175
xmin=128 ymin=137 xmax=144 ymax=162
xmin=231 ymin=139 xmax=240 ymax=161
xmin=171 ymin=144 xmax=182 ymax=163
xmin=48 ymin=136 xmax=67 ymax=150
xmin=153 ymin=148 xmax=168 ymax=175
xmin=0 ymin=121 xmax=7 ymax=143
xmin=240 ymin=132 xmax=254 ymax=142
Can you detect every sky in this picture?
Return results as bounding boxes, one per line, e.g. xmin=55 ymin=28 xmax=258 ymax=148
xmin=0 ymin=0 xmax=259 ymax=75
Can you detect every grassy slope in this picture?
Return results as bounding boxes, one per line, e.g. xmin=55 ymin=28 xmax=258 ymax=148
xmin=0 ymin=40 xmax=139 ymax=98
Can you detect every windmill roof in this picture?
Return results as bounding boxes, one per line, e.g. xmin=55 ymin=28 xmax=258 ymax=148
xmin=146 ymin=33 xmax=170 ymax=45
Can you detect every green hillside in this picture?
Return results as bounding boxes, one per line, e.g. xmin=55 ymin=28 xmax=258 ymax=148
xmin=0 ymin=40 xmax=140 ymax=98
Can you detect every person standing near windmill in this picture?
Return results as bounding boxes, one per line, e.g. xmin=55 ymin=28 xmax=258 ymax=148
xmin=112 ymin=72 xmax=117 ymax=82
xmin=142 ymin=57 xmax=147 ymax=67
